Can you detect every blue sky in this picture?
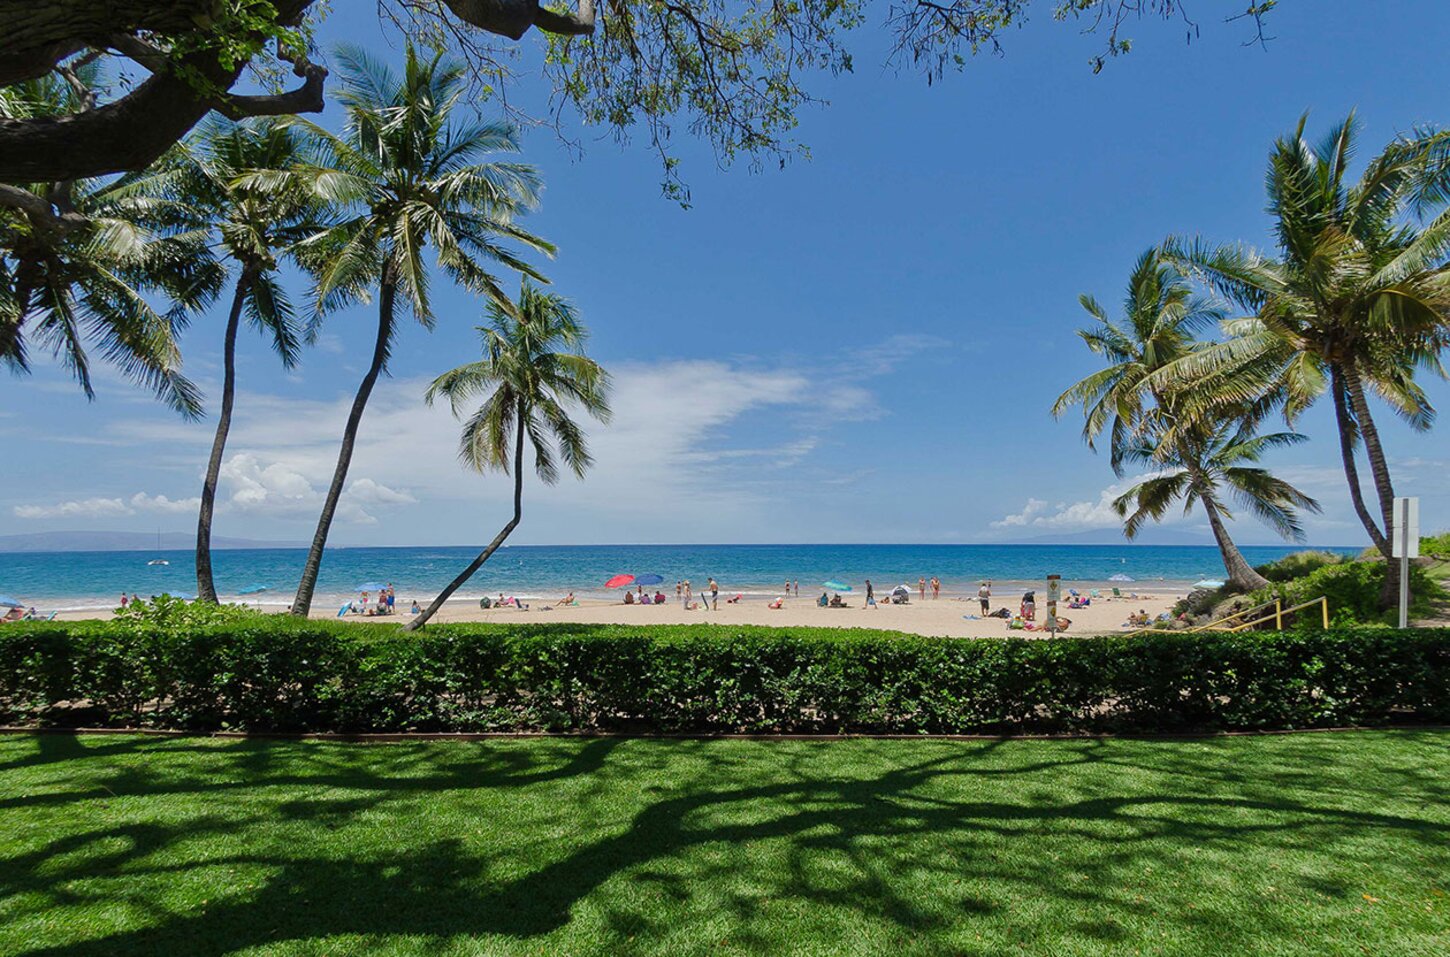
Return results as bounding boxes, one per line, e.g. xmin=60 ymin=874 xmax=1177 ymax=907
xmin=4 ymin=0 xmax=1449 ymax=546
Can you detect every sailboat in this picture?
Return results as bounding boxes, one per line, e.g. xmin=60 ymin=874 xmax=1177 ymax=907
xmin=147 ymin=530 xmax=169 ymax=566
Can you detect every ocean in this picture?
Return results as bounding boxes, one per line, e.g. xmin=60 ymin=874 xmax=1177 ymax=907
xmin=0 ymin=543 xmax=1362 ymax=612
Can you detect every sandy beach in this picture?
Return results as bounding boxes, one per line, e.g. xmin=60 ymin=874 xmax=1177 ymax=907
xmin=45 ymin=586 xmax=1183 ymax=638
xmin=398 ymin=590 xmax=1182 ymax=638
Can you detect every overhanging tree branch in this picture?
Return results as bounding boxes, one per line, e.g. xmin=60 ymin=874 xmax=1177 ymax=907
xmin=213 ymin=53 xmax=327 ymax=119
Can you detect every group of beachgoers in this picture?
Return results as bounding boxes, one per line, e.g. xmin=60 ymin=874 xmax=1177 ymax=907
xmin=344 ymin=585 xmax=399 ymax=617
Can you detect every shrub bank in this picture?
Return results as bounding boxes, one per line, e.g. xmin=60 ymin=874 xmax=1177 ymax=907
xmin=1 ymin=621 xmax=1446 ymax=734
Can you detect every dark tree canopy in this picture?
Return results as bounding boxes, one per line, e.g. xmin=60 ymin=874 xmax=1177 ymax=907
xmin=0 ymin=1 xmax=1278 ymax=201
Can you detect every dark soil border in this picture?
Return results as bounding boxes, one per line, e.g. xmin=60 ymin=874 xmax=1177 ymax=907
xmin=4 ymin=724 xmax=1448 ymax=743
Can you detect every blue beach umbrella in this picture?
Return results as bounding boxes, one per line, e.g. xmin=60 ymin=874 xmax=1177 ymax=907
xmin=0 ymin=595 xmax=23 ymax=608
xmin=238 ymin=584 xmax=271 ymax=595
xmin=634 ymin=574 xmax=664 ymax=586
xmin=822 ymin=581 xmax=853 ymax=592
xmin=354 ymin=581 xmax=387 ymax=592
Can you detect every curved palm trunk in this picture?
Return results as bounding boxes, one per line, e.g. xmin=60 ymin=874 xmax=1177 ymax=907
xmin=290 ymin=275 xmax=395 ymax=617
xmin=1330 ymin=366 xmax=1389 ymax=553
xmin=1343 ymin=371 xmax=1403 ymax=608
xmin=405 ymin=403 xmax=527 ymax=631
xmin=195 ymin=269 xmax=254 ymax=603
xmin=1343 ymin=372 xmax=1397 ymax=550
xmin=1200 ymin=494 xmax=1269 ymax=591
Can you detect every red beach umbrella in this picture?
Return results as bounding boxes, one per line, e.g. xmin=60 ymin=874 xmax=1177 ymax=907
xmin=605 ymin=574 xmax=635 ymax=589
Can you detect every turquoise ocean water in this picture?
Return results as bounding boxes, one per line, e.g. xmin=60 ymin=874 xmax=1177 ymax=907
xmin=0 ymin=543 xmax=1361 ymax=612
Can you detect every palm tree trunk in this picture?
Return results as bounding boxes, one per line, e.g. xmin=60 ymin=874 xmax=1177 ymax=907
xmin=1330 ymin=365 xmax=1389 ymax=554
xmin=290 ymin=273 xmax=395 ymax=617
xmin=405 ymin=402 xmax=527 ymax=631
xmin=1343 ymin=370 xmax=1403 ymax=608
xmin=1343 ymin=372 xmax=1397 ymax=549
xmin=195 ymin=268 xmax=253 ymax=603
xmin=1201 ymin=494 xmax=1269 ymax=591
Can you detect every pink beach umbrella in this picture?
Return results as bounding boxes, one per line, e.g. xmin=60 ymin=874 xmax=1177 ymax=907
xmin=604 ymin=574 xmax=635 ymax=589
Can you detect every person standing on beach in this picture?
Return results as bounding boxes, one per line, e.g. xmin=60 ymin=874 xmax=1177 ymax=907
xmin=708 ymin=577 xmax=719 ymax=610
xmin=918 ymin=577 xmax=926 ymax=600
xmin=931 ymin=577 xmax=940 ymax=600
xmin=684 ymin=580 xmax=693 ymax=608
xmin=865 ymin=579 xmax=876 ymax=608
xmin=793 ymin=579 xmax=799 ymax=596
xmin=119 ymin=593 xmax=129 ymax=610
xmin=978 ymin=581 xmax=991 ymax=614
xmin=676 ymin=580 xmax=683 ymax=603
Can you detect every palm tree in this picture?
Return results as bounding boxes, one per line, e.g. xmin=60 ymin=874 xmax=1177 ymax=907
xmin=1164 ymin=114 xmax=1450 ymax=601
xmin=1051 ymin=247 xmax=1223 ymax=474
xmin=277 ymin=44 xmax=553 ymax=617
xmin=0 ymin=70 xmax=222 ymax=415
xmin=1113 ymin=417 xmax=1320 ymax=591
xmin=405 ymin=282 xmax=610 ymax=630
xmin=121 ymin=118 xmax=323 ymax=602
xmin=1054 ymin=249 xmax=1313 ymax=590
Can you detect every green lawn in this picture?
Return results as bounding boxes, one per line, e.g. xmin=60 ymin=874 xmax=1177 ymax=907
xmin=1 ymin=732 xmax=1446 ymax=956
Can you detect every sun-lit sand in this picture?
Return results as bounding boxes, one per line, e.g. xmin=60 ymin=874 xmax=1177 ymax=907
xmin=325 ymin=588 xmax=1183 ymax=638
xmin=50 ymin=587 xmax=1184 ymax=638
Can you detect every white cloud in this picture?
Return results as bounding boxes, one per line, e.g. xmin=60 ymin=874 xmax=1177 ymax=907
xmin=13 ymin=491 xmax=203 ymax=519
xmin=13 ymin=497 xmax=134 ymax=520
xmin=992 ymin=475 xmax=1175 ymax=531
xmin=991 ymin=498 xmax=1049 ymax=528
xmin=33 ymin=356 xmax=900 ymax=541
xmin=346 ymin=477 xmax=417 ymax=506
xmin=129 ymin=492 xmax=201 ymax=513
xmin=216 ymin=452 xmax=415 ymax=525
xmin=193 ymin=361 xmax=855 ymax=523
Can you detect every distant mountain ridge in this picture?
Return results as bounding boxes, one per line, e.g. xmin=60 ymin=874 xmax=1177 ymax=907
xmin=0 ymin=531 xmax=305 ymax=553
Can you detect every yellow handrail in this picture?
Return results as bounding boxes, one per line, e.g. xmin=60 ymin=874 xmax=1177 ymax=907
xmin=1121 ymin=595 xmax=1330 ymax=638
xmin=1220 ymin=596 xmax=1330 ymax=633
xmin=1189 ymin=598 xmax=1282 ymax=633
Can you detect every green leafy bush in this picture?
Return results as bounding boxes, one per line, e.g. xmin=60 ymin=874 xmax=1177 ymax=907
xmin=1422 ymin=530 xmax=1450 ymax=557
xmin=1 ymin=621 xmax=1446 ymax=734
xmin=112 ymin=594 xmax=266 ymax=632
xmin=1247 ymin=560 xmax=1446 ymax=626
xmin=1253 ymin=549 xmax=1348 ymax=583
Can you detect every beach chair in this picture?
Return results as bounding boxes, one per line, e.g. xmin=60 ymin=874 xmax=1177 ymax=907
xmin=1090 ymin=589 xmax=1101 ymax=599
xmin=336 ymin=604 xmax=349 ymax=617
xmin=1111 ymin=587 xmax=1122 ymax=599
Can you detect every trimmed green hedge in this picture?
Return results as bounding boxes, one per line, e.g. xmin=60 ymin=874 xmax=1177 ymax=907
xmin=1 ymin=621 xmax=1447 ymax=734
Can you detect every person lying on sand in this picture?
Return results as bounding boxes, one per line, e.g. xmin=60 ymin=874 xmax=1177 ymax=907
xmin=768 ymin=597 xmax=784 ymax=609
